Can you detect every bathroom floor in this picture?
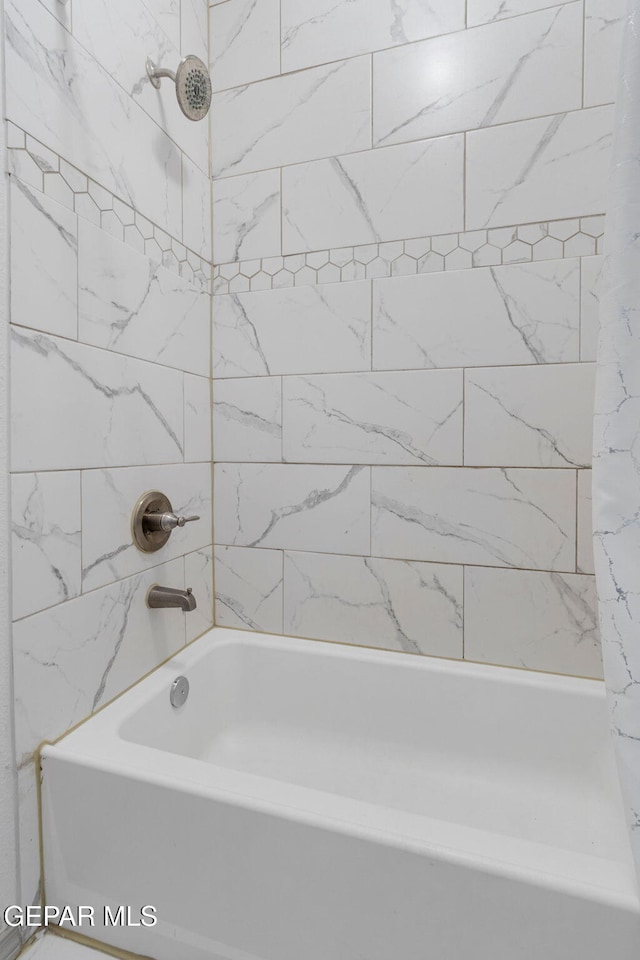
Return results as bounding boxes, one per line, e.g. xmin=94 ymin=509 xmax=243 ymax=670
xmin=20 ymin=932 xmax=108 ymax=957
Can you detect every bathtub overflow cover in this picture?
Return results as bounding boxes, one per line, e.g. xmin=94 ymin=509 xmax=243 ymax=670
xmin=170 ymin=676 xmax=189 ymax=708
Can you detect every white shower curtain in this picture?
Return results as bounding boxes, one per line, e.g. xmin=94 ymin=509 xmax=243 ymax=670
xmin=593 ymin=0 xmax=640 ymax=886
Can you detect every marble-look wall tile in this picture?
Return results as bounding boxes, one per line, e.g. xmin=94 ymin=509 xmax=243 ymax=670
xmin=464 ymin=363 xmax=596 ymax=468
xmin=213 ymin=170 xmax=281 ymax=264
xmin=182 ymin=156 xmax=212 ymax=261
xmin=467 ymin=0 xmax=576 ymax=27
xmin=372 ymin=467 xmax=576 ymax=570
xmin=214 ymin=545 xmax=283 ymax=633
xmin=581 ymin=255 xmax=603 ymax=362
xmin=281 ymin=0 xmax=465 ymax=72
xmin=373 ymin=258 xmax=580 ymax=370
xmin=464 ymin=567 xmax=601 ymax=678
xmin=11 ymin=473 xmax=81 ymax=621
xmin=39 ymin=0 xmax=72 ymax=27
xmin=81 ymin=463 xmax=212 ymax=591
xmin=212 ymin=57 xmax=371 ymax=178
xmin=283 ymin=370 xmax=463 ymax=465
xmin=466 ymin=106 xmax=613 ymax=229
xmin=71 ymin=0 xmax=208 ymax=174
xmin=5 ymin=0 xmax=183 ymax=237
xmin=578 ymin=470 xmax=595 ymax=575
xmin=11 ymin=328 xmax=184 ymax=471
xmin=184 ymin=373 xmax=212 ymax=462
xmin=182 ymin=0 xmax=209 ymax=61
xmin=374 ymin=4 xmax=582 ymax=146
xmin=17 ymin=763 xmax=40 ymax=911
xmin=13 ymin=558 xmax=187 ymax=764
xmin=10 ymin=179 xmax=78 ymax=340
xmin=284 ymin=551 xmax=463 ymax=657
xmin=141 ymin=0 xmax=180 ymax=49
xmin=210 ymin=0 xmax=280 ymax=90
xmin=213 ymin=283 xmax=371 ymax=378
xmin=214 ymin=463 xmax=371 ymax=554
xmin=214 ymin=377 xmax=282 ymax=462
xmin=78 ymin=220 xmax=210 ymax=377
xmin=185 ymin=547 xmax=214 ymax=643
xmin=283 ymin=136 xmax=464 ymax=253
xmin=584 ymin=0 xmax=627 ymax=108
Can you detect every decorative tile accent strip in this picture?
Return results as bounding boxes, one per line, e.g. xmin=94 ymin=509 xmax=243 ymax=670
xmin=6 ymin=122 xmax=212 ymax=291
xmin=212 ymin=217 xmax=606 ymax=295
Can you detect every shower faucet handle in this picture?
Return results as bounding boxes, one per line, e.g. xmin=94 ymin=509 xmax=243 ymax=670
xmin=132 ymin=491 xmax=201 ymax=553
xmin=159 ymin=512 xmax=200 ymax=531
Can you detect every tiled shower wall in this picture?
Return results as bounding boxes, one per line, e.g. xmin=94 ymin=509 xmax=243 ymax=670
xmin=5 ymin=0 xmax=212 ymax=917
xmin=210 ymin=0 xmax=625 ymax=675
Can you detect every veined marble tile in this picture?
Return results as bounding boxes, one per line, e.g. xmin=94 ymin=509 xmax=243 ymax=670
xmin=465 ymin=567 xmax=601 ymax=678
xmin=13 ymin=558 xmax=187 ymax=764
xmin=17 ymin=763 xmax=40 ymax=912
xmin=213 ymin=283 xmax=371 ymax=378
xmin=283 ymin=136 xmax=464 ymax=253
xmin=78 ymin=220 xmax=209 ymax=377
xmin=185 ymin=547 xmax=214 ymax=643
xmin=81 ymin=462 xmax=212 ymax=591
xmin=584 ymin=0 xmax=627 ymax=108
xmin=212 ymin=57 xmax=371 ymax=178
xmin=185 ymin=373 xmax=212 ymax=462
xmin=467 ymin=0 xmax=576 ymax=27
xmin=213 ymin=170 xmax=281 ymax=264
xmin=214 ymin=463 xmax=371 ymax=554
xmin=372 ymin=467 xmax=576 ymax=570
xmin=281 ymin=0 xmax=465 ymax=72
xmin=10 ymin=179 xmax=78 ymax=340
xmin=140 ymin=0 xmax=180 ymax=48
xmin=12 ymin=472 xmax=81 ymax=621
xmin=11 ymin=328 xmax=184 ymax=471
xmin=214 ymin=377 xmax=282 ymax=462
xmin=578 ymin=470 xmax=595 ymax=575
xmin=210 ymin=0 xmax=280 ymax=90
xmin=181 ymin=0 xmax=209 ymax=61
xmin=283 ymin=370 xmax=463 ymax=465
xmin=182 ymin=155 xmax=212 ymax=260
xmin=6 ymin=0 xmax=182 ymax=237
xmin=581 ymin=256 xmax=603 ymax=361
xmin=71 ymin=0 xmax=208 ymax=174
xmin=374 ymin=258 xmax=580 ymax=370
xmin=374 ymin=4 xmax=582 ymax=146
xmin=214 ymin=545 xmax=283 ymax=633
xmin=284 ymin=551 xmax=463 ymax=657
xmin=39 ymin=0 xmax=72 ymax=27
xmin=464 ymin=363 xmax=596 ymax=468
xmin=466 ymin=106 xmax=613 ymax=229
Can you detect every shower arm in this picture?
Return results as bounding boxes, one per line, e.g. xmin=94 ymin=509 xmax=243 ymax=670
xmin=146 ymin=60 xmax=176 ymax=89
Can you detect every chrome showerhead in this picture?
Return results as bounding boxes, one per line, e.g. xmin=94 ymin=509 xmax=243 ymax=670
xmin=146 ymin=55 xmax=212 ymax=121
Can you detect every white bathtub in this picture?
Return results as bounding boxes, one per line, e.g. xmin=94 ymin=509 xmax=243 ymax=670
xmin=41 ymin=628 xmax=640 ymax=960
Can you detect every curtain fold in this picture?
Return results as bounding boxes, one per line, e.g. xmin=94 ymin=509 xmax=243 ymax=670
xmin=593 ymin=0 xmax=640 ymax=886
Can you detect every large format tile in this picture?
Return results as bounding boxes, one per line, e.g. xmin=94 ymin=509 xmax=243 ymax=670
xmin=184 ymin=373 xmax=212 ymax=462
xmin=578 ymin=470 xmax=595 ymax=575
xmin=214 ymin=463 xmax=371 ymax=554
xmin=372 ymin=467 xmax=576 ymax=570
xmin=467 ymin=0 xmax=576 ymax=27
xmin=78 ymin=221 xmax=209 ymax=376
xmin=140 ymin=0 xmax=180 ymax=49
xmin=373 ymin=259 xmax=580 ymax=370
xmin=81 ymin=462 xmax=212 ymax=591
xmin=374 ymin=4 xmax=582 ymax=146
xmin=584 ymin=0 xmax=627 ymax=108
xmin=464 ymin=567 xmax=601 ymax=678
xmin=6 ymin=0 xmax=182 ymax=236
xmin=13 ymin=558 xmax=187 ymax=764
xmin=213 ymin=170 xmax=281 ymax=264
xmin=214 ymin=377 xmax=282 ymax=462
xmin=281 ymin=0 xmax=465 ymax=72
xmin=11 ymin=328 xmax=184 ymax=471
xmin=214 ymin=545 xmax=284 ymax=633
xmin=464 ymin=363 xmax=596 ymax=467
xmin=284 ymin=551 xmax=463 ymax=657
xmin=210 ymin=0 xmax=280 ymax=91
xmin=466 ymin=106 xmax=613 ymax=229
xmin=17 ymin=762 xmax=40 ymax=912
xmin=213 ymin=283 xmax=371 ymax=378
xmin=182 ymin=155 xmax=212 ymax=260
xmin=11 ymin=472 xmax=81 ymax=621
xmin=182 ymin=0 xmax=209 ymax=61
xmin=581 ymin=256 xmax=603 ymax=361
xmin=283 ymin=136 xmax=464 ymax=253
xmin=283 ymin=370 xmax=463 ymax=465
xmin=10 ymin=179 xmax=78 ymax=340
xmin=212 ymin=57 xmax=371 ymax=178
xmin=185 ymin=546 xmax=214 ymax=643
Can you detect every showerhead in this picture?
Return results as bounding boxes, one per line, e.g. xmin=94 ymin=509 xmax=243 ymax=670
xmin=146 ymin=55 xmax=212 ymax=121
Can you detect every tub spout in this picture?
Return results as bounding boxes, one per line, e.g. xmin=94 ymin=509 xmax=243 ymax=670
xmin=146 ymin=585 xmax=197 ymax=612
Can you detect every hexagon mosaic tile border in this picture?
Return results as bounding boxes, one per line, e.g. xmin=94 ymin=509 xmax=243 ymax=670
xmin=7 ymin=122 xmax=212 ymax=292
xmin=212 ymin=217 xmax=606 ymax=296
